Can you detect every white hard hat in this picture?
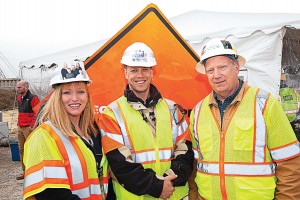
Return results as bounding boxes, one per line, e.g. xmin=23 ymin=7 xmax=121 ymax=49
xmin=49 ymin=62 xmax=91 ymax=87
xmin=121 ymin=42 xmax=156 ymax=67
xmin=196 ymin=38 xmax=246 ymax=74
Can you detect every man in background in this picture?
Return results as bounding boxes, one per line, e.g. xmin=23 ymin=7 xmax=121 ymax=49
xmin=279 ymin=73 xmax=300 ymax=140
xmin=16 ymin=80 xmax=40 ymax=180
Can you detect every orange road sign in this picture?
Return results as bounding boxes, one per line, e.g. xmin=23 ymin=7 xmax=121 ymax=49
xmin=85 ymin=4 xmax=211 ymax=115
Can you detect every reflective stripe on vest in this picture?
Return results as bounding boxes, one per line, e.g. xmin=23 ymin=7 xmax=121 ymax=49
xmin=108 ymin=98 xmax=179 ymax=163
xmin=270 ymin=141 xmax=300 ymax=161
xmin=24 ymin=121 xmax=102 ymax=199
xmin=193 ymin=89 xmax=277 ymax=175
xmin=132 ymin=149 xmax=172 ymax=163
xmin=45 ymin=121 xmax=86 ymax=184
xmin=24 ymin=166 xmax=68 ymax=189
xmin=74 ymin=184 xmax=101 ymax=199
xmin=193 ymin=101 xmax=203 ymax=161
xmin=165 ymin=99 xmax=189 ymax=144
xmin=285 ymin=109 xmax=298 ymax=114
xmin=45 ymin=122 xmax=102 ymax=198
xmin=254 ymin=89 xmax=268 ymax=162
xmin=108 ymin=101 xmax=130 ymax=149
xmin=193 ymin=148 xmax=199 ymax=159
xmin=197 ymin=162 xmax=275 ymax=175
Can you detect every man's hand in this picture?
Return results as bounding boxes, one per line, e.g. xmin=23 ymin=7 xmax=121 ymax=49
xmin=160 ymin=175 xmax=177 ymax=199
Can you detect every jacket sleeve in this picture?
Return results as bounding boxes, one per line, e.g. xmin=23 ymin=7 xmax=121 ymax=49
xmin=264 ymin=94 xmax=300 ymax=199
xmin=169 ymin=140 xmax=194 ymax=186
xmin=275 ymin=156 xmax=300 ymax=199
xmin=106 ymin=147 xmax=164 ymax=198
xmin=31 ymin=95 xmax=40 ymax=108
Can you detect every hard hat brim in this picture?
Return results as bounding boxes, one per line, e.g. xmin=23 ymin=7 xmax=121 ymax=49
xmin=50 ymin=78 xmax=92 ymax=87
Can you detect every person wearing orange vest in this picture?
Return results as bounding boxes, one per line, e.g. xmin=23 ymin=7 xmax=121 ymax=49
xmin=23 ymin=63 xmax=104 ymax=200
xmin=99 ymin=42 xmax=194 ymax=199
xmin=189 ymin=38 xmax=300 ymax=200
xmin=16 ymin=80 xmax=40 ymax=180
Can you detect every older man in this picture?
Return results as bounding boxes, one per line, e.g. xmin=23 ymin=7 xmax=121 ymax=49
xmin=189 ymin=38 xmax=300 ymax=199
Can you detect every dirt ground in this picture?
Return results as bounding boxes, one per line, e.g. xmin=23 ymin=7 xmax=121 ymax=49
xmin=0 ymin=146 xmax=23 ymax=200
xmin=0 ymin=109 xmax=23 ymax=200
xmin=0 ymin=88 xmax=18 ymax=111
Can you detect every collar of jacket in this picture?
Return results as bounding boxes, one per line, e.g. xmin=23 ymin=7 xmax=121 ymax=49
xmin=19 ymin=89 xmax=32 ymax=100
xmin=124 ymin=84 xmax=162 ymax=108
xmin=208 ymin=80 xmax=249 ymax=107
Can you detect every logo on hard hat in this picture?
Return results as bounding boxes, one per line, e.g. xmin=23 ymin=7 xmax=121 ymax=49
xmin=121 ymin=42 xmax=157 ymax=67
xmin=202 ymin=44 xmax=221 ymax=55
xmin=49 ymin=61 xmax=91 ymax=87
xmin=61 ymin=62 xmax=86 ymax=80
xmin=132 ymin=50 xmax=148 ymax=62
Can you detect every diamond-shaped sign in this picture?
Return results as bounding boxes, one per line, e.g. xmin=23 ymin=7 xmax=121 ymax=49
xmin=85 ymin=4 xmax=211 ymax=115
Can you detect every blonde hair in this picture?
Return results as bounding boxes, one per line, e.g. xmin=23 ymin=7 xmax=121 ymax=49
xmin=39 ymin=82 xmax=97 ymax=138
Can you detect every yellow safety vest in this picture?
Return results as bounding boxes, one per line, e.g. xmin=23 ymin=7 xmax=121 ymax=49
xmin=279 ymin=87 xmax=300 ymax=122
xmin=23 ymin=121 xmax=103 ymax=200
xmin=191 ymin=88 xmax=300 ymax=200
xmin=106 ymin=96 xmax=188 ymax=200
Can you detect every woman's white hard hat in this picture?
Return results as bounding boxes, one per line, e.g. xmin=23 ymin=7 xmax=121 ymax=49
xmin=49 ymin=62 xmax=91 ymax=87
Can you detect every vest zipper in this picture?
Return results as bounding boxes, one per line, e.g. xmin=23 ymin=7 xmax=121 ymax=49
xmin=220 ymin=110 xmax=227 ymax=199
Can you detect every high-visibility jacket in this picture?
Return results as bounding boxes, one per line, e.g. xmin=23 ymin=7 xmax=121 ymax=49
xmin=23 ymin=121 xmax=103 ymax=200
xmin=101 ymin=96 xmax=189 ymax=199
xmin=190 ymin=87 xmax=300 ymax=200
xmin=279 ymin=87 xmax=300 ymax=122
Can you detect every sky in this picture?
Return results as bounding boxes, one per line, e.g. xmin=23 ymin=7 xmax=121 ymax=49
xmin=1 ymin=0 xmax=300 ymax=77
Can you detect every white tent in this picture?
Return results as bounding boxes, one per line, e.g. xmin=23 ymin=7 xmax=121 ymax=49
xmin=19 ymin=39 xmax=107 ymax=99
xmin=20 ymin=10 xmax=300 ymax=100
xmin=170 ymin=10 xmax=300 ymax=98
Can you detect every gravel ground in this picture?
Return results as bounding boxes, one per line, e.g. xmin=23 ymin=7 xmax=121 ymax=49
xmin=0 ymin=109 xmax=23 ymax=200
xmin=0 ymin=146 xmax=23 ymax=200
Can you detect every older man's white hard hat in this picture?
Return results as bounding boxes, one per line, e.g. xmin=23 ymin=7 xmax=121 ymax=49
xmin=196 ymin=38 xmax=246 ymax=74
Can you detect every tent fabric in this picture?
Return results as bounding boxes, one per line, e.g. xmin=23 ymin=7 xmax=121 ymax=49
xmin=169 ymin=11 xmax=300 ymax=98
xmin=19 ymin=10 xmax=300 ymax=100
xmin=170 ymin=10 xmax=300 ymax=40
xmin=19 ymin=39 xmax=107 ymax=69
xmin=19 ymin=39 xmax=107 ymax=99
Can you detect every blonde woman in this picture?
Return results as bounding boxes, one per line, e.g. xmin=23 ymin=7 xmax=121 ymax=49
xmin=23 ymin=64 xmax=104 ymax=200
